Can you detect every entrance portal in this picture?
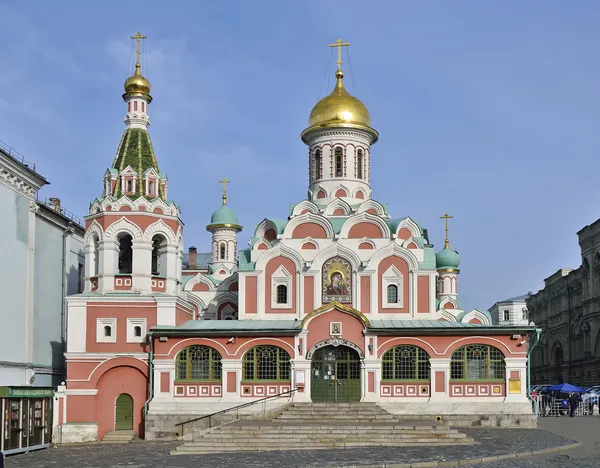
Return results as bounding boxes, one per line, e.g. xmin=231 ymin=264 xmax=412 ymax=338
xmin=311 ymin=345 xmax=361 ymax=402
xmin=115 ymin=393 xmax=133 ymax=430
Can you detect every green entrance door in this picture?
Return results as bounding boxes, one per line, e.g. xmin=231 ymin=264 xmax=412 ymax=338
xmin=311 ymin=345 xmax=361 ymax=402
xmin=115 ymin=394 xmax=133 ymax=430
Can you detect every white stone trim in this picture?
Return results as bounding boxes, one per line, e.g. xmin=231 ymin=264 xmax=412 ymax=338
xmin=64 ymin=389 xmax=99 ymax=396
xmin=381 ymin=265 xmax=404 ymax=308
xmin=271 ymin=265 xmax=292 ymax=309
xmin=96 ymin=318 xmax=116 ymax=343
xmin=126 ymin=318 xmax=147 ymax=343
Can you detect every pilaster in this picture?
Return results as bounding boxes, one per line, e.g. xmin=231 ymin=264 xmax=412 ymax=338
xmin=291 ymin=359 xmax=311 ymax=402
xmin=153 ymin=359 xmax=176 ymax=402
xmin=97 ymin=239 xmax=118 ymax=291
xmin=362 ymin=359 xmax=381 ymax=402
xmin=221 ymin=360 xmax=243 ymax=402
xmin=504 ymin=357 xmax=529 ymax=402
xmin=132 ymin=240 xmax=152 ymax=291
xmin=429 ymin=358 xmax=451 ymax=402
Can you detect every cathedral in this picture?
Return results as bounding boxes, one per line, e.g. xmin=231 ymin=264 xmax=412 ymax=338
xmin=57 ymin=35 xmax=536 ymax=442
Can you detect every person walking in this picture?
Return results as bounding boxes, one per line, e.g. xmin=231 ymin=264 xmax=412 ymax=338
xmin=569 ymin=392 xmax=579 ymax=417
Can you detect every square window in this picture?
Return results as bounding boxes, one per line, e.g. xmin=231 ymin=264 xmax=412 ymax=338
xmin=96 ymin=318 xmax=116 ymax=343
xmin=127 ymin=318 xmax=146 ymax=343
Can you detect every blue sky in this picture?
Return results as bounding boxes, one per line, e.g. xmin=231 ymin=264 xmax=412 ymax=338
xmin=1 ymin=2 xmax=599 ymax=312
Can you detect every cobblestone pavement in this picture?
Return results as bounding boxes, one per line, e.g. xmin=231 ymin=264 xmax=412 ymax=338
xmin=5 ymin=417 xmax=600 ymax=467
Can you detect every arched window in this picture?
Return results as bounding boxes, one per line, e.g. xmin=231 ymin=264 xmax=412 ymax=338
xmin=104 ymin=326 xmax=112 ymax=337
xmin=382 ymin=345 xmax=430 ymax=380
xmin=315 ymin=149 xmax=322 ymax=180
xmin=134 ymin=326 xmax=142 ymax=337
xmin=176 ymin=345 xmax=222 ymax=381
xmin=219 ymin=243 xmax=226 ymax=260
xmin=151 ymin=235 xmax=167 ymax=276
xmin=243 ymin=345 xmax=291 ymax=380
xmin=357 ymin=149 xmax=363 ymax=179
xmin=117 ymin=234 xmax=133 ymax=274
xmin=126 ymin=179 xmax=133 ymax=193
xmin=335 ymin=147 xmax=343 ymax=177
xmin=276 ymin=285 xmax=288 ymax=304
xmin=387 ymin=285 xmax=398 ymax=304
xmin=450 ymin=345 xmax=505 ymax=381
xmin=148 ymin=180 xmax=155 ymax=196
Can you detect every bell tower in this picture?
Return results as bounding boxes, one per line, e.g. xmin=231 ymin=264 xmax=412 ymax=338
xmin=301 ymin=39 xmax=379 ymax=204
xmin=84 ymin=33 xmax=183 ymax=296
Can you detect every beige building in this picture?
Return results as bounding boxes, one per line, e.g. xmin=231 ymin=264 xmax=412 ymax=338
xmin=527 ymin=219 xmax=600 ymax=387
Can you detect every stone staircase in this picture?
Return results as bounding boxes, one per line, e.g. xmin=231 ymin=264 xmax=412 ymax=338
xmin=101 ymin=430 xmax=136 ymax=443
xmin=171 ymin=403 xmax=474 ymax=455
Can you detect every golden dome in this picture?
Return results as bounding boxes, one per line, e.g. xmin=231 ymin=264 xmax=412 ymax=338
xmin=302 ymin=69 xmax=377 ymax=143
xmin=123 ymin=62 xmax=152 ymax=100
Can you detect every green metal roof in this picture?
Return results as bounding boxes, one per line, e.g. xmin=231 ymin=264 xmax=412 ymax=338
xmin=209 ymin=204 xmax=239 ymax=225
xmin=238 ymin=249 xmax=255 ymax=271
xmin=148 ymin=317 xmax=536 ymax=336
xmin=330 ymin=217 xmax=347 ymax=234
xmin=111 ymin=128 xmax=164 ymax=200
xmin=370 ymin=319 xmax=484 ymax=329
xmin=271 ymin=219 xmax=288 ymax=233
xmin=152 ymin=319 xmax=301 ymax=333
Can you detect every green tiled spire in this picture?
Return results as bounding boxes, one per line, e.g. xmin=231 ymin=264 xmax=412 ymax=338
xmin=111 ymin=128 xmax=164 ymax=199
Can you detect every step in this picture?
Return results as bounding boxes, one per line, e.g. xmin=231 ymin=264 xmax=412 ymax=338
xmin=172 ymin=440 xmax=474 ymax=454
xmin=101 ymin=430 xmax=136 ymax=443
xmin=201 ymin=434 xmax=466 ymax=441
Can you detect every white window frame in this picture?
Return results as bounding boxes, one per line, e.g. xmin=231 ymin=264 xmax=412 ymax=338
xmin=127 ymin=318 xmax=147 ymax=343
xmin=97 ymin=318 xmax=117 ymax=343
xmin=381 ymin=265 xmax=403 ymax=308
xmin=271 ymin=265 xmax=292 ymax=309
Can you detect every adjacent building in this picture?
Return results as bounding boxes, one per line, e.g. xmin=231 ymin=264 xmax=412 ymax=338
xmin=528 ymin=218 xmax=600 ymax=387
xmin=0 ymin=142 xmax=85 ymax=454
xmin=489 ymin=293 xmax=532 ymax=327
xmin=57 ymin=36 xmax=536 ymax=443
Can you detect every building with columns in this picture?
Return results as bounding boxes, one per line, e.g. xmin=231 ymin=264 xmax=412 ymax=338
xmin=527 ymin=216 xmax=600 ymax=387
xmin=57 ymin=36 xmax=536 ymax=443
xmin=0 ymin=141 xmax=85 ymax=454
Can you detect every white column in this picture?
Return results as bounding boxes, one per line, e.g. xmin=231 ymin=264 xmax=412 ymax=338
xmin=362 ymin=359 xmax=381 ymax=402
xmin=291 ymin=359 xmax=311 ymax=402
xmin=429 ymin=358 xmax=451 ymax=401
xmin=97 ymin=239 xmax=117 ymax=291
xmin=409 ymin=270 xmax=416 ymax=317
xmin=163 ymin=244 xmax=180 ymax=294
xmin=153 ymin=360 xmax=176 ymax=402
xmin=504 ymin=357 xmax=529 ymax=402
xmin=221 ymin=360 xmax=243 ymax=402
xmin=296 ymin=271 xmax=301 ymax=318
xmin=132 ymin=240 xmax=152 ymax=292
xmin=352 ymin=270 xmax=358 ymax=310
xmin=429 ymin=273 xmax=436 ymax=315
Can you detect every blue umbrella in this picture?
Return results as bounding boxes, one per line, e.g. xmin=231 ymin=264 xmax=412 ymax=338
xmin=547 ymin=383 xmax=585 ymax=393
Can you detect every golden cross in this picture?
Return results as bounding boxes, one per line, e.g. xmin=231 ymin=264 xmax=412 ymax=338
xmin=440 ymin=213 xmax=453 ymax=249
xmin=328 ymin=38 xmax=351 ymax=71
xmin=219 ymin=178 xmax=230 ymax=205
xmin=131 ymin=32 xmax=147 ymax=64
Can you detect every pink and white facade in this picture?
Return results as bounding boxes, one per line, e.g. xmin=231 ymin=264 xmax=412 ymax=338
xmin=56 ymin=39 xmax=536 ymax=443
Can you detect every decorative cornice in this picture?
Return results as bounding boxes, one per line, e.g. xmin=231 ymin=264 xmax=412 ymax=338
xmin=0 ymin=166 xmax=40 ymax=199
